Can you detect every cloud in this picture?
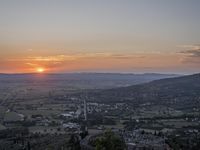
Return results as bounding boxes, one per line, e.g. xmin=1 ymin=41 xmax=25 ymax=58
xmin=6 ymin=55 xmax=76 ymax=62
xmin=26 ymin=63 xmax=39 ymax=67
xmin=179 ymin=44 xmax=200 ymax=57
xmin=178 ymin=44 xmax=200 ymax=50
xmin=27 ymin=49 xmax=33 ymax=52
xmin=179 ymin=44 xmax=200 ymax=64
xmin=181 ymin=49 xmax=200 ymax=57
xmin=16 ymin=53 xmax=144 ymax=62
xmin=106 ymin=53 xmax=145 ymax=59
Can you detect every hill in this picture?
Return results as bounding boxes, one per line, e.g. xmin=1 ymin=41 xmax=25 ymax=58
xmin=87 ymin=73 xmax=200 ymax=109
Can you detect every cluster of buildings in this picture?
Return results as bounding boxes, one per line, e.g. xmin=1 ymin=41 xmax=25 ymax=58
xmin=122 ymin=130 xmax=169 ymax=150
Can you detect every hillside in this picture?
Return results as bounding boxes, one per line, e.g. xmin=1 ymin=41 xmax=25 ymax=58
xmin=87 ymin=73 xmax=200 ymax=109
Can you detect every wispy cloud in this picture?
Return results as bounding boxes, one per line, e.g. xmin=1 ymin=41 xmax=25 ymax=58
xmin=181 ymin=49 xmax=200 ymax=57
xmin=179 ymin=44 xmax=200 ymax=64
xmin=27 ymin=49 xmax=33 ymax=52
xmin=6 ymin=53 xmax=145 ymax=62
xmin=6 ymin=55 xmax=76 ymax=62
xmin=178 ymin=44 xmax=200 ymax=50
xmin=26 ymin=63 xmax=39 ymax=67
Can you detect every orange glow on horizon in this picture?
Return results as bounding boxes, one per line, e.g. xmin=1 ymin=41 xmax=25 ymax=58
xmin=36 ymin=67 xmax=45 ymax=73
xmin=0 ymin=52 xmax=199 ymax=74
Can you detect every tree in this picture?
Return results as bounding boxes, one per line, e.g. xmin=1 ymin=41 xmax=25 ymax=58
xmin=67 ymin=135 xmax=81 ymax=150
xmin=94 ymin=130 xmax=126 ymax=150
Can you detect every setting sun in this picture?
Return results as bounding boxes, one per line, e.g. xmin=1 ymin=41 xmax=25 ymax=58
xmin=36 ymin=68 xmax=45 ymax=73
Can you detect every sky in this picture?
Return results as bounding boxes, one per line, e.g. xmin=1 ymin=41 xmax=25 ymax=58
xmin=0 ymin=0 xmax=200 ymax=74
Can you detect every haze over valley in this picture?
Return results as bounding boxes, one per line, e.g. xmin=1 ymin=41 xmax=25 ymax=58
xmin=0 ymin=0 xmax=200 ymax=149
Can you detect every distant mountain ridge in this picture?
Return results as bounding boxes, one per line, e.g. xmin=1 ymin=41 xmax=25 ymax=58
xmin=0 ymin=73 xmax=180 ymax=89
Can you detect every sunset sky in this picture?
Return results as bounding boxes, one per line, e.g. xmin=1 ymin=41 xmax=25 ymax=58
xmin=0 ymin=0 xmax=200 ymax=74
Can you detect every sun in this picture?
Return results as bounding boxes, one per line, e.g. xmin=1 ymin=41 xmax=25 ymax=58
xmin=36 ymin=67 xmax=45 ymax=73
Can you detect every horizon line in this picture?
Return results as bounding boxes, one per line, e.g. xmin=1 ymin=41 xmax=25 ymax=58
xmin=0 ymin=72 xmax=186 ymax=76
